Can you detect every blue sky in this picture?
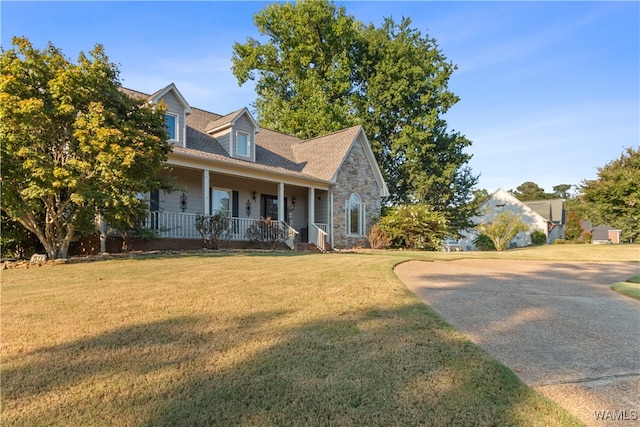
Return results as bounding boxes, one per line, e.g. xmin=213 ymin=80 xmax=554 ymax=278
xmin=2 ymin=1 xmax=638 ymax=195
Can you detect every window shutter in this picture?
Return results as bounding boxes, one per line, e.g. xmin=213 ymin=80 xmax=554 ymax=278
xmin=150 ymin=190 xmax=160 ymax=211
xmin=232 ymin=191 xmax=239 ymax=218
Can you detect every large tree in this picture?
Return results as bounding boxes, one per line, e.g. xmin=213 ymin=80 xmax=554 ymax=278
xmin=232 ymin=0 xmax=478 ymax=231
xmin=231 ymin=0 xmax=361 ymax=139
xmin=510 ymin=181 xmax=549 ymax=201
xmin=552 ymin=184 xmax=573 ymax=200
xmin=580 ymin=147 xmax=640 ymax=242
xmin=0 ymin=38 xmax=172 ymax=259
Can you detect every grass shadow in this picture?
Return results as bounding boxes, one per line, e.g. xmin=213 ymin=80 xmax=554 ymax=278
xmin=139 ymin=303 xmax=577 ymax=426
xmin=2 ymin=254 xmax=585 ymax=426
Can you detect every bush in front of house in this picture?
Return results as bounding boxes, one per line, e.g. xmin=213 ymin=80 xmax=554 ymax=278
xmin=475 ymin=211 xmax=529 ymax=251
xmin=530 ymin=230 xmax=547 ymax=246
xmin=195 ymin=213 xmax=230 ymax=249
xmin=245 ymin=217 xmax=287 ymax=249
xmin=472 ymin=234 xmax=496 ymax=251
xmin=367 ymin=224 xmax=392 ymax=249
xmin=378 ymin=204 xmax=449 ymax=250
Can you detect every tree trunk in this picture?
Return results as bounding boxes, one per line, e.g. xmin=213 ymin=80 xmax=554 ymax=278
xmin=17 ymin=216 xmax=75 ymax=259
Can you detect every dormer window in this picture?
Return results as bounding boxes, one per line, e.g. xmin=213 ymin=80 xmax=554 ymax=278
xmin=236 ymin=131 xmax=250 ymax=157
xmin=165 ymin=113 xmax=178 ymax=141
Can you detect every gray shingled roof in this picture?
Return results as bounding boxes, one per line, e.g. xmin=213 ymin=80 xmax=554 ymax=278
xmin=523 ymin=199 xmax=565 ymax=224
xmin=120 ymin=87 xmax=364 ymax=184
xmin=293 ymin=127 xmax=363 ymax=181
xmin=120 ymin=87 xmax=151 ymax=101
xmin=591 ymin=224 xmax=620 ymax=241
xmin=205 ymin=109 xmax=245 ymax=133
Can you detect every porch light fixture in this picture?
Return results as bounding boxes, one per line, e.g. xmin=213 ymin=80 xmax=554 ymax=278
xmin=252 ymin=191 xmax=257 ymax=201
xmin=180 ymin=192 xmax=187 ymax=212
xmin=292 ymin=197 xmax=296 ymax=206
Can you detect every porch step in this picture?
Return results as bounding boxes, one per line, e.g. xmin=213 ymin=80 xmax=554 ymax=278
xmin=295 ymin=243 xmax=322 ymax=253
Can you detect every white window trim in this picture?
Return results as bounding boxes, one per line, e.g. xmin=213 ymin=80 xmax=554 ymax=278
xmin=235 ymin=131 xmax=251 ymax=158
xmin=346 ymin=194 xmax=366 ymax=237
xmin=165 ymin=112 xmax=179 ymax=143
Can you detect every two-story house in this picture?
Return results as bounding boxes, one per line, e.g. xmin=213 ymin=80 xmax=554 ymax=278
xmin=120 ymin=83 xmax=388 ymax=251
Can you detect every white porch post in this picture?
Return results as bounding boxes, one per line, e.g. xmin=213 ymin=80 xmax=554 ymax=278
xmin=308 ymin=187 xmax=315 ymax=227
xmin=278 ymin=182 xmax=285 ymax=221
xmin=329 ymin=191 xmax=334 ymax=250
xmin=202 ymin=170 xmax=210 ymax=215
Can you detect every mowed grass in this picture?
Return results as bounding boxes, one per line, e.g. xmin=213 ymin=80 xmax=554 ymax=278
xmin=611 ymin=273 xmax=640 ymax=300
xmin=4 ymin=245 xmax=634 ymax=426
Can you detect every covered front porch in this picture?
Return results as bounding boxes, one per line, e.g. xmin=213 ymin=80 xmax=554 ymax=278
xmin=143 ymin=165 xmax=332 ymax=251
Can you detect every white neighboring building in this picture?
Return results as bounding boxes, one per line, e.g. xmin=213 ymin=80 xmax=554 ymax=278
xmin=457 ymin=189 xmax=565 ymax=251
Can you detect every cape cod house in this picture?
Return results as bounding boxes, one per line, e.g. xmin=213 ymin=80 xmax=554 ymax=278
xmin=456 ymin=188 xmax=565 ymax=251
xmin=120 ymin=84 xmax=388 ymax=251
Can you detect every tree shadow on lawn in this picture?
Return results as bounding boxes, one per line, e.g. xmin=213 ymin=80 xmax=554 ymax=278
xmin=2 ymin=305 xmax=577 ymax=426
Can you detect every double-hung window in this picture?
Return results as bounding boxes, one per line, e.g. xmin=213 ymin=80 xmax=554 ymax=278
xmin=236 ymin=132 xmax=249 ymax=157
xmin=165 ymin=113 xmax=178 ymax=141
xmin=347 ymin=193 xmax=365 ymax=236
xmin=211 ymin=189 xmax=231 ymax=218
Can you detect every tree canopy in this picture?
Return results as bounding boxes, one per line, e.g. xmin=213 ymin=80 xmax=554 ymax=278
xmin=232 ymin=0 xmax=478 ymax=231
xmin=579 ymin=147 xmax=640 ymax=242
xmin=510 ymin=181 xmax=550 ymax=201
xmin=0 ymin=37 xmax=172 ymax=259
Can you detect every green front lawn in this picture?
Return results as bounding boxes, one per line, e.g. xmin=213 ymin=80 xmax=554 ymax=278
xmin=4 ymin=246 xmax=629 ymax=426
xmin=611 ymin=274 xmax=640 ymax=301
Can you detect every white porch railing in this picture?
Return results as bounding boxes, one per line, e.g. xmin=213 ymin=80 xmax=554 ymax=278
xmin=282 ymin=222 xmax=299 ymax=250
xmin=144 ymin=211 xmax=201 ymax=238
xmin=143 ymin=211 xmax=299 ymax=249
xmin=309 ymin=223 xmax=328 ymax=252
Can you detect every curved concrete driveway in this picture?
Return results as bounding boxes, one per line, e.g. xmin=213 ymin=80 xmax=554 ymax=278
xmin=395 ymin=259 xmax=640 ymax=426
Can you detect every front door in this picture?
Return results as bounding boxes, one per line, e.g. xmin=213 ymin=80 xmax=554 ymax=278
xmin=261 ymin=195 xmax=287 ymax=221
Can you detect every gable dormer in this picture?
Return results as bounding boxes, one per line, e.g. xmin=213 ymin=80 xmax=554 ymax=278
xmin=205 ymin=107 xmax=260 ymax=162
xmin=149 ymin=83 xmax=192 ymax=147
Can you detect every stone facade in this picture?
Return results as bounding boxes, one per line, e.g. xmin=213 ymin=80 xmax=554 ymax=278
xmin=332 ymin=136 xmax=383 ymax=249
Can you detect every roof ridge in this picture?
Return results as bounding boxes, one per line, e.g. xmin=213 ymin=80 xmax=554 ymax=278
xmin=298 ymin=125 xmax=362 ymax=145
xmin=190 ymin=105 xmax=224 ymax=118
xmin=258 ymin=126 xmax=304 ymax=144
xmin=120 ymin=86 xmax=151 ymax=98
